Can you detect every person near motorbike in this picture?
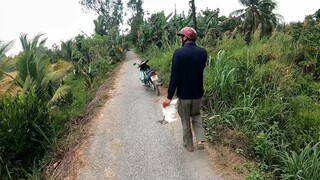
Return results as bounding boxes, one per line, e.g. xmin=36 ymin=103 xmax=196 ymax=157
xmin=162 ymin=27 xmax=207 ymax=152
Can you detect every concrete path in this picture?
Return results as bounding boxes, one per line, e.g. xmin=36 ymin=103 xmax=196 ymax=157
xmin=75 ymin=51 xmax=223 ymax=180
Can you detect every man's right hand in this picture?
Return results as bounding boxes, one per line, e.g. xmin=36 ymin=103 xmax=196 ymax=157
xmin=162 ymin=98 xmax=171 ymax=108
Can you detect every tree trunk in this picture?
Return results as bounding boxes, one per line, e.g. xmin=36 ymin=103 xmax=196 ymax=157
xmin=189 ymin=0 xmax=197 ymax=32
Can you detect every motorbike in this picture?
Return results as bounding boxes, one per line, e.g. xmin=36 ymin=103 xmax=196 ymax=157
xmin=133 ymin=59 xmax=160 ymax=96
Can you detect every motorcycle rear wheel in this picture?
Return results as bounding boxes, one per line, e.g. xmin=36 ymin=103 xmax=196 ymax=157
xmin=149 ymin=79 xmax=160 ymax=96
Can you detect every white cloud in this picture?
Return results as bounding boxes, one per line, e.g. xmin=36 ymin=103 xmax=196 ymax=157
xmin=0 ymin=0 xmax=96 ymax=56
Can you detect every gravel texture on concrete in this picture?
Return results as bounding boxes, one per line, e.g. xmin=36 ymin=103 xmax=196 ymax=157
xmin=78 ymin=51 xmax=223 ymax=180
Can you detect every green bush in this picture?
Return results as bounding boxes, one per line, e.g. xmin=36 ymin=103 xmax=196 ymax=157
xmin=0 ymin=92 xmax=51 ymax=179
xmin=138 ymin=18 xmax=320 ymax=179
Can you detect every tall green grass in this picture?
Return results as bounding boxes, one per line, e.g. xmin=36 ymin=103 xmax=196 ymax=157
xmin=144 ymin=42 xmax=180 ymax=86
xmin=144 ymin=31 xmax=320 ymax=178
xmin=281 ymin=143 xmax=320 ymax=180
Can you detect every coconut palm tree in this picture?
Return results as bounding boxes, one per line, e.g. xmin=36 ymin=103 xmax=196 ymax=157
xmin=60 ymin=39 xmax=82 ymax=75
xmin=0 ymin=40 xmax=14 ymax=80
xmin=0 ymin=40 xmax=13 ymax=61
xmin=231 ymin=0 xmax=283 ymax=41
xmin=1 ymin=33 xmax=69 ymax=107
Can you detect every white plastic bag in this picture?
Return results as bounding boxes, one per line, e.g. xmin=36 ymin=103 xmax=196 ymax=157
xmin=161 ymin=99 xmax=179 ymax=122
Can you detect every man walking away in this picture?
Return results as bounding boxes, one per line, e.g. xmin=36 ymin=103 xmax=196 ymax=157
xmin=162 ymin=27 xmax=207 ymax=152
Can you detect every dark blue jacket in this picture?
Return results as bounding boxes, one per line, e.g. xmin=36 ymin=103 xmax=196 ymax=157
xmin=167 ymin=42 xmax=207 ymax=100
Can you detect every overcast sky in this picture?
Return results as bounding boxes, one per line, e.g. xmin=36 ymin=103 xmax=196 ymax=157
xmin=1 ymin=0 xmax=319 ymax=55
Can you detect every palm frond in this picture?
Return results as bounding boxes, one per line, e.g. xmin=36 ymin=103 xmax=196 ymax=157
xmin=20 ymin=33 xmax=47 ymax=51
xmin=51 ymin=60 xmax=72 ymax=71
xmin=31 ymin=33 xmax=46 ymax=49
xmin=19 ymin=33 xmax=30 ymax=51
xmin=38 ymin=37 xmax=48 ymax=47
xmin=230 ymin=9 xmax=245 ymax=17
xmin=43 ymin=70 xmax=65 ymax=87
xmin=0 ymin=58 xmax=16 ymax=79
xmin=5 ymin=78 xmax=21 ymax=95
xmin=35 ymin=56 xmax=49 ymax=82
xmin=0 ymin=40 xmax=14 ymax=61
xmin=238 ymin=0 xmax=253 ymax=7
xmin=47 ymin=85 xmax=70 ymax=107
xmin=0 ymin=69 xmax=16 ymax=81
xmin=21 ymin=75 xmax=36 ymax=93
xmin=15 ymin=51 xmax=31 ymax=85
xmin=27 ymin=54 xmax=38 ymax=82
xmin=165 ymin=13 xmax=173 ymax=22
xmin=61 ymin=40 xmax=74 ymax=60
xmin=275 ymin=13 xmax=285 ymax=24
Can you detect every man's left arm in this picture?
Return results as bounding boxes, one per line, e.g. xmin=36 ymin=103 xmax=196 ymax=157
xmin=163 ymin=50 xmax=180 ymax=107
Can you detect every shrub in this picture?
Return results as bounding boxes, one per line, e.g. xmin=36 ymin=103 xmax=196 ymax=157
xmin=0 ymin=92 xmax=51 ymax=179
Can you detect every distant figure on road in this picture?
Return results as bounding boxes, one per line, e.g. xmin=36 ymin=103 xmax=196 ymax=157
xmin=162 ymin=27 xmax=207 ymax=152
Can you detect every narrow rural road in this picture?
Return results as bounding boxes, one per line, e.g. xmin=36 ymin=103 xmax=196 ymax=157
xmin=68 ymin=51 xmax=224 ymax=180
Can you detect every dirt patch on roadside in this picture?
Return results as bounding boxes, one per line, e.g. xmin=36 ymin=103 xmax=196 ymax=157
xmin=205 ymin=142 xmax=251 ymax=180
xmin=218 ymin=127 xmax=250 ymax=154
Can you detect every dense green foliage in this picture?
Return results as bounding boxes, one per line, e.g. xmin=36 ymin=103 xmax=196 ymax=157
xmin=230 ymin=0 xmax=283 ymax=43
xmin=134 ymin=1 xmax=320 ymax=179
xmin=126 ymin=0 xmax=144 ymax=46
xmin=1 ymin=0 xmax=320 ymax=179
xmin=0 ymin=92 xmax=51 ymax=179
xmin=0 ymin=15 xmax=126 ymax=179
xmin=80 ymin=0 xmax=124 ymax=33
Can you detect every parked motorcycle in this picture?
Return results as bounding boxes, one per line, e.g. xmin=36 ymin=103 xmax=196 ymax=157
xmin=133 ymin=59 xmax=160 ymax=96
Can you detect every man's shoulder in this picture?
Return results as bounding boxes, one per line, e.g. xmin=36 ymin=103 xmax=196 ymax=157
xmin=173 ymin=47 xmax=185 ymax=55
xmin=174 ymin=45 xmax=207 ymax=54
xmin=174 ymin=47 xmax=184 ymax=52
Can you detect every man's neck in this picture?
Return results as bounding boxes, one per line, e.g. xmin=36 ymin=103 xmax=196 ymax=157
xmin=184 ymin=41 xmax=195 ymax=45
xmin=186 ymin=41 xmax=194 ymax=43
